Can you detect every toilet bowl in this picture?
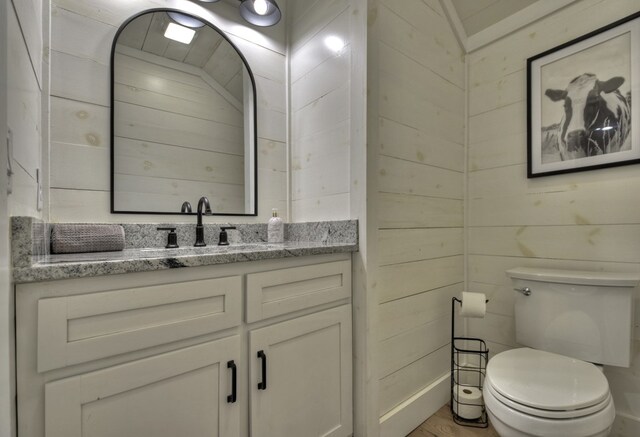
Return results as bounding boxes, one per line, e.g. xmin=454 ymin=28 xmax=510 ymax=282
xmin=485 ymin=267 xmax=640 ymax=436
xmin=483 ymin=348 xmax=615 ymax=437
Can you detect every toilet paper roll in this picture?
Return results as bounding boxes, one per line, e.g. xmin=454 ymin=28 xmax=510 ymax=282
xmin=453 ymin=384 xmax=484 ymax=420
xmin=459 ymin=292 xmax=487 ymax=318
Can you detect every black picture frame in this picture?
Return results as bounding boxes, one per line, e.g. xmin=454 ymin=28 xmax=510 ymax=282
xmin=527 ymin=11 xmax=640 ymax=178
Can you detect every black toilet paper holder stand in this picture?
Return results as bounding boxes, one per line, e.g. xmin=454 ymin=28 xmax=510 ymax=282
xmin=450 ymin=297 xmax=489 ymax=428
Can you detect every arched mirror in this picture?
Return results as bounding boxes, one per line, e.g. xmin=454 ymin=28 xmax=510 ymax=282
xmin=111 ymin=9 xmax=257 ymax=215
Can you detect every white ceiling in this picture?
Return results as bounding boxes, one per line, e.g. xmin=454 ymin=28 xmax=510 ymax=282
xmin=450 ymin=0 xmax=539 ymax=36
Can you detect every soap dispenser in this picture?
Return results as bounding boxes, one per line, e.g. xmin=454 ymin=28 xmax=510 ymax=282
xmin=267 ymin=208 xmax=284 ymax=243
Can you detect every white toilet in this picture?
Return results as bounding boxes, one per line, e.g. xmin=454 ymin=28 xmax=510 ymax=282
xmin=483 ymin=267 xmax=640 ymax=437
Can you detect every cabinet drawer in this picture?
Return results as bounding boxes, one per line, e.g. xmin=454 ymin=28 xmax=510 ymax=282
xmin=37 ymin=276 xmax=242 ymax=372
xmin=246 ymin=260 xmax=351 ymax=322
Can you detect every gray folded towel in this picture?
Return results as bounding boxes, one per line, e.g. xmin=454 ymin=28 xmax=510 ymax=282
xmin=51 ymin=224 xmax=125 ymax=254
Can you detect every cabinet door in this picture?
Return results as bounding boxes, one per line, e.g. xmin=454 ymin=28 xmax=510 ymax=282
xmin=45 ymin=336 xmax=241 ymax=437
xmin=249 ymin=305 xmax=352 ymax=437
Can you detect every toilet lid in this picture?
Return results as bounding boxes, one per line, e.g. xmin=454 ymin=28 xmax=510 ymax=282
xmin=486 ymin=348 xmax=609 ymax=411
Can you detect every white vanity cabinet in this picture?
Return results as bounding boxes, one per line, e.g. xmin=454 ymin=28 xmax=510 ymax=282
xmin=15 ymin=253 xmax=353 ymax=437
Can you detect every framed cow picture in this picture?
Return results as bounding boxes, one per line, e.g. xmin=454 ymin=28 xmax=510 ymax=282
xmin=527 ymin=11 xmax=640 ymax=178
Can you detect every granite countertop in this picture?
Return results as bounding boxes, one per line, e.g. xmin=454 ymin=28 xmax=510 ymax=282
xmin=12 ymin=218 xmax=358 ymax=283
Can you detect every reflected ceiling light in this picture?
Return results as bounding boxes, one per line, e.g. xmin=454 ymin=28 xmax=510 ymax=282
xmin=167 ymin=12 xmax=206 ymax=28
xmin=238 ymin=0 xmax=281 ymax=27
xmin=164 ymin=22 xmax=196 ymax=44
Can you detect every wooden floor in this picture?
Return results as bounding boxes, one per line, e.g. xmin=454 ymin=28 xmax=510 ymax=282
xmin=407 ymin=405 xmax=499 ymax=437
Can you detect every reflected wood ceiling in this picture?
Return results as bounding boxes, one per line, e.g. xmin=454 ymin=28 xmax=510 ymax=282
xmin=450 ymin=0 xmax=539 ymax=36
xmin=117 ymin=12 xmax=243 ymax=101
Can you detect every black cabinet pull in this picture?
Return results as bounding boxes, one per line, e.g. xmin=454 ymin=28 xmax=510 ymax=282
xmin=227 ymin=360 xmax=237 ymax=403
xmin=257 ymin=350 xmax=267 ymax=390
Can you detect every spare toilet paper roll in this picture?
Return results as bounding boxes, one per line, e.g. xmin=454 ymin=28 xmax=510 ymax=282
xmin=453 ymin=384 xmax=484 ymax=420
xmin=460 ymin=292 xmax=487 ymax=318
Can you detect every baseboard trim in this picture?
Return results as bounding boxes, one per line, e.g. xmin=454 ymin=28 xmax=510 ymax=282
xmin=379 ymin=373 xmax=450 ymax=437
xmin=612 ymin=411 xmax=640 ymax=436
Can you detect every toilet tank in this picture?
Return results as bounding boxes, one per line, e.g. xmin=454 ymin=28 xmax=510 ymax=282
xmin=506 ymin=267 xmax=639 ymax=368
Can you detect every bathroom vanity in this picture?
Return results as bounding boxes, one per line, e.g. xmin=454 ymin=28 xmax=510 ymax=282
xmin=12 ymin=220 xmax=357 ymax=437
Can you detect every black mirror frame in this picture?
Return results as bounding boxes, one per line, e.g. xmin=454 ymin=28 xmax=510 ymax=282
xmin=110 ymin=8 xmax=259 ymax=216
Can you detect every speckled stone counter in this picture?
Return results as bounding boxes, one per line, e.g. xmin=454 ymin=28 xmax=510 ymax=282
xmin=12 ymin=218 xmax=358 ymax=283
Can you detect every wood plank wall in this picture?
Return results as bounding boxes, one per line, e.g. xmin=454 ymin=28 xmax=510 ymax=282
xmin=370 ymin=0 xmax=465 ymax=418
xmin=289 ymin=0 xmax=352 ymax=222
xmin=48 ymin=0 xmax=287 ymax=222
xmin=7 ymin=0 xmax=46 ymax=218
xmin=466 ymin=0 xmax=640 ymax=432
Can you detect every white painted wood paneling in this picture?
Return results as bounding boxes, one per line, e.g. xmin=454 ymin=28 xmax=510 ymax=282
xmin=378 ymin=315 xmax=449 ymax=379
xmin=49 ymin=0 xmax=287 ymax=222
xmin=378 ymin=156 xmax=463 ymax=200
xmin=50 ymin=50 xmax=109 ymax=106
xmin=378 ymin=193 xmax=463 ymax=229
xmin=290 ymin=5 xmax=353 ymax=222
xmin=466 ymin=2 xmax=640 ymax=433
xmin=289 ymin=10 xmax=350 ymax=83
xmin=368 ymin=0 xmax=465 ymax=426
xmin=378 ymin=345 xmax=450 ymax=416
xmin=288 ymin=0 xmax=349 ymax=54
xmin=379 ymin=118 xmax=464 ymax=172
xmin=50 ymin=96 xmax=109 ymax=148
xmin=51 ymin=5 xmax=115 ymax=64
xmin=469 ymin=225 xmax=640 ymax=263
xmin=378 ymin=284 xmax=461 ymax=342
xmin=12 ymin=0 xmax=44 ymax=87
xmin=0 ymin=0 xmax=13 ymax=433
xmin=50 ymin=142 xmax=110 ymax=191
xmin=7 ymin=2 xmax=43 ymax=218
xmin=378 ymin=0 xmax=464 ymax=88
xmin=378 ymin=228 xmax=463 ymax=266
xmin=291 ymin=194 xmax=351 ymax=223
xmin=378 ymin=256 xmax=464 ymax=303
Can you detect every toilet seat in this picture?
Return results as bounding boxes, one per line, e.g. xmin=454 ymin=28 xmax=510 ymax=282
xmin=485 ymin=374 xmax=612 ymax=419
xmin=486 ymin=348 xmax=609 ymax=411
xmin=483 ymin=348 xmax=615 ymax=437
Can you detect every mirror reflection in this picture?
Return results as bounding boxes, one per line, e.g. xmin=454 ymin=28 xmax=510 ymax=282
xmin=111 ymin=10 xmax=257 ymax=215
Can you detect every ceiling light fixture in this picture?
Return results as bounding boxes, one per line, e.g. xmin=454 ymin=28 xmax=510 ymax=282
xmin=239 ymin=0 xmax=281 ymax=27
xmin=195 ymin=0 xmax=281 ymax=27
xmin=167 ymin=12 xmax=206 ymax=28
xmin=164 ymin=22 xmax=196 ymax=44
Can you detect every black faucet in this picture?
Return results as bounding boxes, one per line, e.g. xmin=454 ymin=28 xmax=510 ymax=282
xmin=181 ymin=201 xmax=193 ymax=213
xmin=194 ymin=197 xmax=212 ymax=247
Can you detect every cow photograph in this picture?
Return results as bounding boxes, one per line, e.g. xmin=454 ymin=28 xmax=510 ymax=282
xmin=527 ymin=12 xmax=639 ymax=177
xmin=542 ymin=73 xmax=631 ymax=162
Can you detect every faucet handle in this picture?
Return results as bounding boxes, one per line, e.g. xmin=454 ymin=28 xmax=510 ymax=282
xmin=157 ymin=227 xmax=179 ymax=249
xmin=218 ymin=226 xmax=237 ymax=246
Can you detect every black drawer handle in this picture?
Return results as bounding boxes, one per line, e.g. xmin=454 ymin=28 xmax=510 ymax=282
xmin=227 ymin=360 xmax=237 ymax=403
xmin=257 ymin=350 xmax=267 ymax=390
